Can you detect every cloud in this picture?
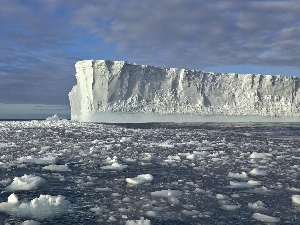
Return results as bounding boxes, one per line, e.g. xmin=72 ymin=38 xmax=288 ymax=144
xmin=0 ymin=0 xmax=299 ymax=106
xmin=67 ymin=0 xmax=300 ymax=69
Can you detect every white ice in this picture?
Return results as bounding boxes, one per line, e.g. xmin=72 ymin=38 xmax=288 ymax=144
xmin=126 ymin=174 xmax=153 ymax=185
xmin=42 ymin=164 xmax=71 ymax=172
xmin=5 ymin=174 xmax=46 ymax=191
xmin=18 ymin=155 xmax=58 ymax=165
xmin=101 ymin=162 xmax=128 ymax=170
xmin=292 ymin=195 xmax=300 ymax=205
xmin=125 ymin=217 xmax=151 ymax=225
xmin=252 ymin=213 xmax=280 ymax=223
xmin=151 ymin=189 xmax=183 ymax=198
xmin=0 ymin=193 xmax=72 ymax=220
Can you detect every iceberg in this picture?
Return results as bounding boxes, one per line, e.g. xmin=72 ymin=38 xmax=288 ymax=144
xmin=69 ymin=60 xmax=300 ymax=123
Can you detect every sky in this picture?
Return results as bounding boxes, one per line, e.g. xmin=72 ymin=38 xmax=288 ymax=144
xmin=0 ymin=0 xmax=300 ymax=119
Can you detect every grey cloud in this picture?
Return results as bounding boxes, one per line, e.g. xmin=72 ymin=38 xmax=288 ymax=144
xmin=68 ymin=0 xmax=300 ymax=69
xmin=0 ymin=0 xmax=299 ymax=106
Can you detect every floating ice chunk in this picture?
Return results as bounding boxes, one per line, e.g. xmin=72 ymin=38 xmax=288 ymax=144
xmin=45 ymin=114 xmax=62 ymax=121
xmin=5 ymin=174 xmax=46 ymax=191
xmin=252 ymin=213 xmax=280 ymax=223
xmin=101 ymin=162 xmax=128 ymax=170
xmin=126 ymin=174 xmax=153 ymax=185
xmin=250 ymin=168 xmax=268 ymax=176
xmin=292 ymin=195 xmax=300 ymax=205
xmin=95 ymin=187 xmax=112 ymax=192
xmin=0 ymin=178 xmax=12 ymax=186
xmin=120 ymin=137 xmax=132 ymax=143
xmin=0 ymin=142 xmax=16 ymax=148
xmin=105 ymin=156 xmax=118 ymax=163
xmin=158 ymin=142 xmax=174 ymax=148
xmin=248 ymin=201 xmax=267 ymax=211
xmin=151 ymin=189 xmax=183 ymax=198
xmin=164 ymin=155 xmax=181 ymax=163
xmin=42 ymin=164 xmax=71 ymax=172
xmin=8 ymin=193 xmax=18 ymax=204
xmin=140 ymin=153 xmax=156 ymax=161
xmin=247 ymin=180 xmax=261 ymax=186
xmin=216 ymin=194 xmax=230 ymax=200
xmin=18 ymin=155 xmax=58 ymax=165
xmin=0 ymin=193 xmax=72 ymax=220
xmin=287 ymin=187 xmax=300 ymax=192
xmin=229 ymin=181 xmax=252 ymax=188
xmin=145 ymin=211 xmax=156 ymax=217
xmin=1 ymin=155 xmax=13 ymax=160
xmin=126 ymin=217 xmax=150 ymax=225
xmin=228 ymin=172 xmax=248 ymax=179
xmin=220 ymin=204 xmax=241 ymax=211
xmin=249 ymin=187 xmax=272 ymax=195
xmin=249 ymin=152 xmax=270 ymax=159
xmin=21 ymin=220 xmax=40 ymax=225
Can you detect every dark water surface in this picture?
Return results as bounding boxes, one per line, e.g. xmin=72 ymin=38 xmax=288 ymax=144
xmin=0 ymin=121 xmax=300 ymax=224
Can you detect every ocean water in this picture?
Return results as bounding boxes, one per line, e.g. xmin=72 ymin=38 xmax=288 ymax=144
xmin=0 ymin=120 xmax=300 ymax=224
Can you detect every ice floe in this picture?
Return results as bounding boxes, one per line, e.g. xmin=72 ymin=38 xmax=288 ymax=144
xmin=0 ymin=193 xmax=72 ymax=220
xmin=5 ymin=174 xmax=46 ymax=191
xmin=252 ymin=213 xmax=280 ymax=223
xmin=126 ymin=174 xmax=153 ymax=185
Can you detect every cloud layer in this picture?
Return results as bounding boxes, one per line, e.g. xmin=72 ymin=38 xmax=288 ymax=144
xmin=0 ymin=0 xmax=299 ymax=105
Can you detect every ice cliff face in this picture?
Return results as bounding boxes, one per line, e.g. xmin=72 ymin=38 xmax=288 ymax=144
xmin=69 ymin=60 xmax=300 ymax=121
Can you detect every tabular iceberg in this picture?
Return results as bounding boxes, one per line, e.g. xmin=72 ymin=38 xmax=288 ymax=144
xmin=69 ymin=60 xmax=300 ymax=122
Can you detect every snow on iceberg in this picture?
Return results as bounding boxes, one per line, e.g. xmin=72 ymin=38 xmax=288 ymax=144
xmin=69 ymin=60 xmax=300 ymax=123
xmin=5 ymin=174 xmax=46 ymax=191
xmin=0 ymin=193 xmax=72 ymax=220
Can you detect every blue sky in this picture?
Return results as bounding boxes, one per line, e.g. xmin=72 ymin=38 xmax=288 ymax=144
xmin=0 ymin=0 xmax=300 ymax=119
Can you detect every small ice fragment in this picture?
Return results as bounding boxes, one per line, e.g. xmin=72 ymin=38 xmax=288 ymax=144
xmin=247 ymin=180 xmax=261 ymax=186
xmin=95 ymin=187 xmax=112 ymax=192
xmin=21 ymin=220 xmax=40 ymax=225
xmin=126 ymin=174 xmax=153 ymax=185
xmin=164 ymin=155 xmax=180 ymax=163
xmin=42 ymin=164 xmax=71 ymax=172
xmin=252 ymin=213 xmax=280 ymax=223
xmin=216 ymin=194 xmax=230 ymax=200
xmin=287 ymin=187 xmax=300 ymax=192
xmin=126 ymin=217 xmax=151 ymax=225
xmin=220 ymin=204 xmax=241 ymax=211
xmin=249 ymin=152 xmax=269 ymax=159
xmin=18 ymin=155 xmax=58 ymax=165
xmin=145 ymin=211 xmax=156 ymax=217
xmin=228 ymin=172 xmax=248 ymax=179
xmin=249 ymin=168 xmax=268 ymax=176
xmin=292 ymin=195 xmax=300 ymax=205
xmin=248 ymin=201 xmax=267 ymax=211
xmin=101 ymin=162 xmax=128 ymax=170
xmin=5 ymin=174 xmax=46 ymax=191
xmin=151 ymin=189 xmax=183 ymax=198
xmin=229 ymin=181 xmax=252 ymax=188
xmin=0 ymin=178 xmax=12 ymax=186
xmin=8 ymin=193 xmax=18 ymax=204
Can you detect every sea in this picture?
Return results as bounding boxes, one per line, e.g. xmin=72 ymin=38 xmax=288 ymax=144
xmin=0 ymin=120 xmax=300 ymax=224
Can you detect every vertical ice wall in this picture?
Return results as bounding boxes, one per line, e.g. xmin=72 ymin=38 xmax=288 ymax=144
xmin=69 ymin=60 xmax=300 ymax=121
